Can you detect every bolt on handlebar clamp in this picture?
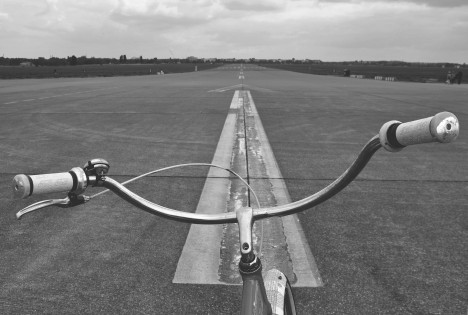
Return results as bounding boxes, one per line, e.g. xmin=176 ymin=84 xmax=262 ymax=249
xmin=83 ymin=158 xmax=110 ymax=186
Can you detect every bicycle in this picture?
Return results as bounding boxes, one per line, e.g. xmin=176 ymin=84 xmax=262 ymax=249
xmin=12 ymin=112 xmax=459 ymax=315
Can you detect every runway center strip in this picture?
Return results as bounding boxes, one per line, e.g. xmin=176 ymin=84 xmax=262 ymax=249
xmin=173 ymin=90 xmax=322 ymax=287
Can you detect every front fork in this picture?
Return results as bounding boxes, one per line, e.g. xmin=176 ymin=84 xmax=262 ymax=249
xmin=237 ymin=208 xmax=272 ymax=315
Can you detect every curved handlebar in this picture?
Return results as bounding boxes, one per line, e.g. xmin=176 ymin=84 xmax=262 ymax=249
xmin=12 ymin=112 xmax=459 ymax=222
xmin=13 ymin=136 xmax=382 ymax=222
xmin=98 ymin=136 xmax=382 ymax=224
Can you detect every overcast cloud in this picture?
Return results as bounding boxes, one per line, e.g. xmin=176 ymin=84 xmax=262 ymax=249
xmin=1 ymin=0 xmax=467 ymax=62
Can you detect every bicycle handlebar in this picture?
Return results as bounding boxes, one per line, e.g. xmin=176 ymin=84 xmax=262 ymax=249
xmin=379 ymin=111 xmax=459 ymax=152
xmin=68 ymin=136 xmax=382 ymax=224
xmin=12 ymin=112 xmax=459 ymax=222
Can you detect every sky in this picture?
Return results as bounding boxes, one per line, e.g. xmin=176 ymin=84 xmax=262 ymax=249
xmin=1 ymin=0 xmax=467 ymax=63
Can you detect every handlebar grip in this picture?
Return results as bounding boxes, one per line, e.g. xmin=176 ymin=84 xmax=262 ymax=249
xmin=379 ymin=112 xmax=459 ymax=152
xmin=12 ymin=167 xmax=87 ymax=199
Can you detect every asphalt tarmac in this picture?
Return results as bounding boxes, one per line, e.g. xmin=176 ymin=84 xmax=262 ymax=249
xmin=0 ymin=66 xmax=466 ymax=314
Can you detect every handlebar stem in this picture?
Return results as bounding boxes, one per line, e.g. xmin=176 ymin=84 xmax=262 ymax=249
xmin=236 ymin=207 xmax=254 ymax=258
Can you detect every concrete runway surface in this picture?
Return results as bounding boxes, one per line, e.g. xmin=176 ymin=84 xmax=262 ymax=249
xmin=0 ymin=66 xmax=466 ymax=314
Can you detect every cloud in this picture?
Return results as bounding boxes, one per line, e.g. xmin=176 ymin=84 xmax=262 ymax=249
xmin=319 ymin=0 xmax=468 ymax=7
xmin=419 ymin=0 xmax=468 ymax=7
xmin=0 ymin=0 xmax=467 ymax=62
xmin=202 ymin=1 xmax=468 ymax=61
xmin=115 ymin=0 xmax=179 ymax=17
xmin=35 ymin=0 xmax=58 ymax=16
xmin=222 ymin=0 xmax=287 ymax=11
xmin=112 ymin=0 xmax=223 ymax=20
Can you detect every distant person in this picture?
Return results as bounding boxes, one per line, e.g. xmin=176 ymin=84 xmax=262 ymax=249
xmin=446 ymin=71 xmax=452 ymax=84
xmin=454 ymin=71 xmax=463 ymax=85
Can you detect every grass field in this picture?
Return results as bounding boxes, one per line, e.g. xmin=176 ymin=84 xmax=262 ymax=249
xmin=0 ymin=63 xmax=221 ymax=79
xmin=260 ymin=63 xmax=465 ymax=83
xmin=3 ymin=62 xmax=464 ymax=84
xmin=0 ymin=68 xmax=466 ymax=314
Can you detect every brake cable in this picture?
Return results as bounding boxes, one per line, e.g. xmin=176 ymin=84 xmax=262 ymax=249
xmin=88 ymin=163 xmax=265 ymax=256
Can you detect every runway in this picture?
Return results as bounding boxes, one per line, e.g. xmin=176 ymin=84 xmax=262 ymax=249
xmin=0 ymin=66 xmax=466 ymax=314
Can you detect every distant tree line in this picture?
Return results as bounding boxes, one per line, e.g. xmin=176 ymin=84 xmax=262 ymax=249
xmin=0 ymin=55 xmax=464 ymax=68
xmin=0 ymin=55 xmax=219 ymax=67
xmin=255 ymin=59 xmax=465 ymax=68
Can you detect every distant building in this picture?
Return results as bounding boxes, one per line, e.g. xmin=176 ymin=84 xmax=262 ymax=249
xmin=203 ymin=58 xmax=217 ymax=63
xmin=187 ymin=56 xmax=198 ymax=62
xmin=305 ymin=59 xmax=322 ymax=64
xmin=20 ymin=61 xmax=34 ymax=67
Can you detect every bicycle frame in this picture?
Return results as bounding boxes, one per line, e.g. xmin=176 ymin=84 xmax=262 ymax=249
xmin=240 ymin=257 xmax=271 ymax=314
xmin=237 ymin=207 xmax=272 ymax=314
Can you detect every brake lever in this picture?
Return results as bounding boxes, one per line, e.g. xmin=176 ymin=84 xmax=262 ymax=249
xmin=16 ymin=193 xmax=90 ymax=220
